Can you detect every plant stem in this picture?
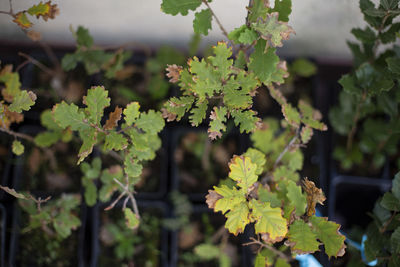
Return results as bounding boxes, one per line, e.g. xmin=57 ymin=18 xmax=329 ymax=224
xmin=0 ymin=126 xmax=35 ymax=142
xmin=274 ymin=127 xmax=300 ymax=169
xmin=201 ymin=0 xmax=234 ymax=47
xmin=18 ymin=52 xmax=56 ymax=77
xmin=243 ymin=237 xmax=293 ymax=262
xmin=346 ymin=92 xmax=366 ymax=151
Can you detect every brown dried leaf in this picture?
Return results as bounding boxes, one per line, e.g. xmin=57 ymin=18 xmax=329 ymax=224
xmin=115 ymin=65 xmax=136 ymax=81
xmin=161 ymin=107 xmax=177 ymax=122
xmin=179 ymin=223 xmax=203 ymax=249
xmin=0 ymin=185 xmax=29 ymax=199
xmin=303 ymin=178 xmax=326 ymax=217
xmin=27 ymin=30 xmax=42 ymax=41
xmin=104 ymin=106 xmax=122 ymax=130
xmin=65 ymin=80 xmax=84 ymax=102
xmin=206 ymin=190 xmax=223 ymax=209
xmin=165 ymin=64 xmax=183 ymax=83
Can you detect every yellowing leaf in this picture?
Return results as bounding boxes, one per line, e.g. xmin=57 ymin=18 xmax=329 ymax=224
xmin=310 ymin=216 xmax=346 ymax=258
xmin=250 ymin=199 xmax=288 ymax=242
xmin=287 ymin=220 xmax=320 ymax=254
xmin=124 ymin=208 xmax=139 ymax=230
xmin=27 ymin=1 xmax=59 ymax=21
xmin=8 ymin=91 xmax=36 ymax=113
xmin=13 ymin=12 xmax=32 ymax=29
xmin=224 ymin=201 xmax=250 ymax=235
xmin=213 ymin=185 xmax=246 ymax=214
xmin=12 ymin=140 xmax=24 ymax=155
xmin=0 ymin=70 xmax=21 ymax=102
xmin=228 ymin=155 xmax=258 ymax=191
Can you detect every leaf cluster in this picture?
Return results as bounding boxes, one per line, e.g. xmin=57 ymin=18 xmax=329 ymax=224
xmin=329 ymin=0 xmax=400 ymax=170
xmin=61 ymin=26 xmax=132 ymax=78
xmin=363 ymin=172 xmax=400 ymax=266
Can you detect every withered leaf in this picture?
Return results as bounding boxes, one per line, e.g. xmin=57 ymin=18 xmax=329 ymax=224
xmin=165 ymin=64 xmax=183 ymax=83
xmin=27 ymin=30 xmax=42 ymax=41
xmin=303 ymin=178 xmax=326 ymax=217
xmin=104 ymin=106 xmax=122 ymax=130
xmin=206 ymin=190 xmax=223 ymax=209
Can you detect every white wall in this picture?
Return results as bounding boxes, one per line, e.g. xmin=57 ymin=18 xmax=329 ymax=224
xmin=0 ymin=0 xmax=366 ymax=60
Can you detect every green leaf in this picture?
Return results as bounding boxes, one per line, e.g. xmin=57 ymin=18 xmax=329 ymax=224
xmin=189 ymin=100 xmax=208 ymax=126
xmin=310 ymin=216 xmax=346 ymax=258
xmin=364 ymin=8 xmax=386 ymax=17
xmin=194 ymin=243 xmax=220 ymax=260
xmin=209 ymin=41 xmax=233 ymax=79
xmin=380 ymin=23 xmax=400 ymax=43
xmin=124 ymin=156 xmax=143 ymax=179
xmin=286 ymin=181 xmax=307 ymax=216
xmin=61 ymin=53 xmax=80 ymax=71
xmin=74 ymin=26 xmax=94 ymax=47
xmin=282 ymin=103 xmax=301 ymax=128
xmin=77 ymin=128 xmax=97 ymax=164
xmin=82 ymin=177 xmax=97 ymax=206
xmin=250 ymin=199 xmax=288 ymax=242
xmin=258 ymin=186 xmax=282 ymax=208
xmin=228 ymin=155 xmax=258 ymax=191
xmin=161 ymin=0 xmax=202 ymax=15
xmin=290 ymin=59 xmax=317 ymax=77
xmin=351 ymin=27 xmax=376 ymax=44
xmin=53 ymin=212 xmax=81 ymax=239
xmin=231 ymin=110 xmax=260 ymax=134
xmin=228 ymin=25 xmax=247 ymax=44
xmin=271 ymin=0 xmax=292 ymax=22
xmin=40 ymin=109 xmax=61 ymax=130
xmin=83 ymin=86 xmax=110 ymax=125
xmin=193 ymin=9 xmax=212 ymax=35
xmin=338 ymin=74 xmax=361 ymax=96
xmin=287 ymin=220 xmax=320 ymax=254
xmin=249 ymin=39 xmax=279 ymax=84
xmin=247 ymin=0 xmax=269 ymax=23
xmin=208 ymin=106 xmax=227 ymax=139
xmin=34 ymin=131 xmax=62 ymax=147
xmin=136 ymin=110 xmax=165 ymax=134
xmin=386 ymin=57 xmax=400 ymax=74
xmin=238 ymin=28 xmax=258 ymax=44
xmin=254 ymin=253 xmax=266 ymax=267
xmin=381 ymin=192 xmax=400 ymax=211
xmin=104 ymin=132 xmax=128 ymax=151
xmin=251 ymin=12 xmax=295 ymax=47
xmin=123 ymin=102 xmax=140 ymax=125
xmin=393 ymin=172 xmax=400 ymax=200
xmin=276 ymin=258 xmax=291 ymax=267
xmin=162 ymin=96 xmax=194 ymax=121
xmin=53 ymin=101 xmax=88 ymax=131
xmin=124 ymin=208 xmax=139 ymax=229
xmin=391 ymin=227 xmax=400 ymax=254
xmin=8 ymin=90 xmax=36 ymax=113
xmin=12 ymin=140 xmax=24 ymax=155
xmin=244 ymin=148 xmax=266 ymax=175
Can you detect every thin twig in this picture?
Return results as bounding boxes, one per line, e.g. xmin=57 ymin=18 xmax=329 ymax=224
xmin=202 ymin=0 xmax=234 ymax=47
xmin=380 ymin=211 xmax=397 ymax=233
xmin=0 ymin=127 xmax=35 ymax=142
xmin=18 ymin=52 xmax=56 ymax=77
xmin=274 ymin=128 xmax=300 ymax=169
xmin=112 ymin=177 xmax=141 ymax=218
xmin=8 ymin=0 xmax=13 ymax=14
xmin=0 ymin=10 xmax=12 ymax=15
xmin=104 ymin=191 xmax=126 ymax=211
xmin=243 ymin=237 xmax=293 ymax=262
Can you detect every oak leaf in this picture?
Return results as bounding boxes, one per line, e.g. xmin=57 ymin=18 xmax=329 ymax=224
xmin=302 ymin=178 xmax=326 ymax=217
xmin=104 ymin=106 xmax=122 ymax=130
xmin=165 ymin=64 xmax=183 ymax=83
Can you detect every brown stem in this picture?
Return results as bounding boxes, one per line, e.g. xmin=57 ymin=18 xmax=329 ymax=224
xmin=18 ymin=52 xmax=56 ymax=77
xmin=380 ymin=211 xmax=397 ymax=233
xmin=0 ymin=127 xmax=35 ymax=142
xmin=243 ymin=237 xmax=293 ymax=262
xmin=274 ymin=128 xmax=300 ymax=169
xmin=202 ymin=0 xmax=234 ymax=47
